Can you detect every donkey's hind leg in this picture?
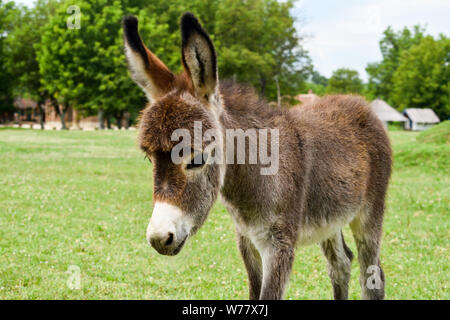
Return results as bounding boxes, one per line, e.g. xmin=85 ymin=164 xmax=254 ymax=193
xmin=321 ymin=230 xmax=353 ymax=300
xmin=350 ymin=205 xmax=385 ymax=300
xmin=237 ymin=234 xmax=263 ymax=300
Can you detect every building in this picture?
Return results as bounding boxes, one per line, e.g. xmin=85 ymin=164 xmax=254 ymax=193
xmin=11 ymin=97 xmax=99 ymax=130
xmin=13 ymin=98 xmax=40 ymax=123
xmin=369 ymin=99 xmax=407 ymax=128
xmin=403 ymin=108 xmax=440 ymax=131
xmin=44 ymin=102 xmax=99 ymax=130
xmin=294 ymin=90 xmax=319 ymax=106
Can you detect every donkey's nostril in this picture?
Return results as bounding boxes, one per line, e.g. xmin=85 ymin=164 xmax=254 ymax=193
xmin=165 ymin=232 xmax=174 ymax=246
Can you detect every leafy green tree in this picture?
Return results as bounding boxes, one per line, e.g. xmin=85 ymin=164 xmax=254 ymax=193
xmin=0 ymin=0 xmax=18 ymax=121
xmin=310 ymin=70 xmax=328 ymax=87
xmin=36 ymin=0 xmax=151 ymax=129
xmin=392 ymin=35 xmax=450 ymax=120
xmin=366 ymin=25 xmax=425 ymax=103
xmin=5 ymin=0 xmax=59 ymax=129
xmin=304 ymin=70 xmax=328 ymax=96
xmin=29 ymin=0 xmax=309 ymax=130
xmin=326 ymin=68 xmax=363 ymax=94
xmin=214 ymin=0 xmax=311 ymax=101
xmin=139 ymin=0 xmax=311 ymax=102
xmin=135 ymin=0 xmax=225 ymax=73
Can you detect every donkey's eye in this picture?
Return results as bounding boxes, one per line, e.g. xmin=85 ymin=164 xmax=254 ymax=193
xmin=186 ymin=153 xmax=207 ymax=170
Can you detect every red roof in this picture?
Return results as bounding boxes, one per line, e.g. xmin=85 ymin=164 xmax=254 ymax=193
xmin=295 ymin=90 xmax=318 ymax=106
xmin=14 ymin=98 xmax=37 ymax=110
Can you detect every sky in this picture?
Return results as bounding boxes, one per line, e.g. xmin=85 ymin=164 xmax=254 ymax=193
xmin=16 ymin=0 xmax=450 ymax=81
xmin=293 ymin=0 xmax=450 ymax=81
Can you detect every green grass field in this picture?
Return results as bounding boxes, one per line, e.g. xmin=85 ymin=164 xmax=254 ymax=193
xmin=0 ymin=124 xmax=448 ymax=299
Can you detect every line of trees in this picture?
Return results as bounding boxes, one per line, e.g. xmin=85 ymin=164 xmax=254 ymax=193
xmin=1 ymin=0 xmax=448 ymax=126
xmin=0 ymin=0 xmax=312 ymax=128
xmin=306 ymin=26 xmax=449 ymax=120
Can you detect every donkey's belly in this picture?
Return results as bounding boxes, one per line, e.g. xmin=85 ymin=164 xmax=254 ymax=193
xmin=222 ymin=192 xmax=358 ymax=250
xmin=296 ymin=210 xmax=357 ymax=246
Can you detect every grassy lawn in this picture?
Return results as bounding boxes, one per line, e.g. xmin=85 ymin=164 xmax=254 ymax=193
xmin=0 ymin=127 xmax=448 ymax=299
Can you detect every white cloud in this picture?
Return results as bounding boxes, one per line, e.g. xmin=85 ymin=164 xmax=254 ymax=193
xmin=296 ymin=0 xmax=450 ymax=81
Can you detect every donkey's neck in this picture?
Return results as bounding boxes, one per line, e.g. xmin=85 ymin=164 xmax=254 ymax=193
xmin=217 ymin=81 xmax=285 ymax=214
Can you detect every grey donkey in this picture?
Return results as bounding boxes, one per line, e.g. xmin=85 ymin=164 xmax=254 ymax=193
xmin=122 ymin=12 xmax=391 ymax=300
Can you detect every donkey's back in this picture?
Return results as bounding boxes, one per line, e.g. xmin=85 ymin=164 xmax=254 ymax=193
xmin=291 ymin=94 xmax=391 ymax=215
xmin=289 ymin=95 xmax=391 ymax=236
xmin=288 ymin=95 xmax=391 ymax=299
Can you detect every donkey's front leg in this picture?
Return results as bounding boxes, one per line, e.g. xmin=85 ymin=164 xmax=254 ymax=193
xmin=237 ymin=234 xmax=262 ymax=300
xmin=259 ymin=237 xmax=295 ymax=300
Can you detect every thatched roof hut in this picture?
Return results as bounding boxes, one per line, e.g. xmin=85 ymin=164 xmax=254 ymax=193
xmin=370 ymin=99 xmax=407 ymax=127
xmin=403 ymin=108 xmax=440 ymax=131
xmin=14 ymin=98 xmax=37 ymax=110
xmin=294 ymin=90 xmax=319 ymax=106
xmin=13 ymin=98 xmax=39 ymax=123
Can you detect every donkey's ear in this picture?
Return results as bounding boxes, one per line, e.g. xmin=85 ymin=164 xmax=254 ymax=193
xmin=123 ymin=16 xmax=175 ymax=102
xmin=181 ymin=12 xmax=218 ymax=99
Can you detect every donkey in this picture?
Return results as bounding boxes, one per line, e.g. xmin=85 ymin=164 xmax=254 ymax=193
xmin=122 ymin=12 xmax=392 ymax=300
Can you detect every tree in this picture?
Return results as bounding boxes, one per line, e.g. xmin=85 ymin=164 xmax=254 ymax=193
xmin=391 ymin=35 xmax=450 ymax=120
xmin=36 ymin=0 xmax=151 ymax=129
xmin=142 ymin=0 xmax=312 ymax=102
xmin=30 ymin=0 xmax=310 ymax=130
xmin=304 ymin=70 xmax=328 ymax=96
xmin=366 ymin=25 xmax=425 ymax=103
xmin=0 ymin=0 xmax=17 ymax=122
xmin=326 ymin=68 xmax=363 ymax=94
xmin=310 ymin=70 xmax=328 ymax=87
xmin=214 ymin=0 xmax=311 ymax=101
xmin=5 ymin=0 xmax=59 ymax=129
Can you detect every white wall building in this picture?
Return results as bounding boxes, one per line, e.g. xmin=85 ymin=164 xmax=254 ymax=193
xmin=370 ymin=99 xmax=407 ymax=129
xmin=403 ymin=108 xmax=440 ymax=131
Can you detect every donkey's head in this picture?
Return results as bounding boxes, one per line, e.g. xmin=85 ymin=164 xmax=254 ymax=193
xmin=123 ymin=13 xmax=224 ymax=255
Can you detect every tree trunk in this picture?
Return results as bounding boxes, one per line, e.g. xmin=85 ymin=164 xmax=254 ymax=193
xmin=116 ymin=117 xmax=122 ymax=129
xmin=60 ymin=108 xmax=67 ymax=130
xmin=260 ymin=76 xmax=266 ymax=96
xmin=36 ymin=102 xmax=45 ymax=130
xmin=115 ymin=111 xmax=124 ymax=130
xmin=51 ymin=97 xmax=60 ymax=119
xmin=50 ymin=98 xmax=67 ymax=130
xmin=38 ymin=108 xmax=44 ymax=130
xmin=106 ymin=115 xmax=111 ymax=129
xmin=124 ymin=112 xmax=130 ymax=130
xmin=37 ymin=94 xmax=46 ymax=130
xmin=98 ymin=109 xmax=105 ymax=130
xmin=275 ymin=77 xmax=281 ymax=107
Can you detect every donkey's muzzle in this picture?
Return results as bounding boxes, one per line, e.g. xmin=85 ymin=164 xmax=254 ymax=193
xmin=149 ymin=231 xmax=173 ymax=250
xmin=149 ymin=232 xmax=187 ymax=256
xmin=146 ymin=202 xmax=191 ymax=256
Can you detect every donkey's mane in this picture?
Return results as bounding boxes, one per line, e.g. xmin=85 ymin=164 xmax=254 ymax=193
xmin=219 ymin=79 xmax=286 ymax=130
